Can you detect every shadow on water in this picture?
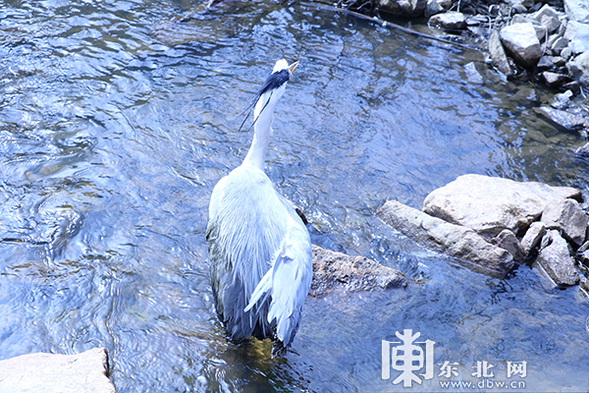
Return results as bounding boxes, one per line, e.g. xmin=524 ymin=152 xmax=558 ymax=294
xmin=1 ymin=0 xmax=588 ymax=392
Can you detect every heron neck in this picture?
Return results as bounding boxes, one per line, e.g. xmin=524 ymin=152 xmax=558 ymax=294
xmin=242 ymin=94 xmax=275 ymax=170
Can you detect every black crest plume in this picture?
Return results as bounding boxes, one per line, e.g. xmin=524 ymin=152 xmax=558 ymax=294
xmin=238 ymin=68 xmax=291 ymax=133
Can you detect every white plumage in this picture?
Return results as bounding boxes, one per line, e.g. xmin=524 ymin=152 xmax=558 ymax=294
xmin=206 ymin=59 xmax=312 ymax=356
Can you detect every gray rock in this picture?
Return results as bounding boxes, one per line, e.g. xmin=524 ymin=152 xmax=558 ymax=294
xmin=311 ymin=245 xmax=407 ymax=296
xmin=532 ymin=4 xmax=563 ymax=34
xmin=563 ymin=21 xmax=589 ymax=54
xmin=543 ymin=71 xmax=570 ymax=87
xmin=464 ymin=62 xmax=483 ymax=84
xmin=489 ymin=30 xmax=515 ymax=78
xmin=567 ymin=51 xmax=589 ymax=88
xmin=377 ymin=0 xmax=426 ymax=16
xmin=549 ymin=36 xmax=570 ymax=55
xmin=521 ymin=221 xmax=547 ymax=256
xmin=378 ymin=200 xmax=515 ymax=276
xmin=429 ymin=11 xmax=467 ymax=30
xmin=576 ymin=241 xmax=589 ymax=266
xmin=491 ymin=229 xmax=526 ymax=262
xmin=551 ymin=90 xmax=574 ymax=110
xmin=425 ymin=0 xmax=443 ymax=18
xmin=541 ymin=198 xmax=588 ymax=247
xmin=561 ymin=46 xmax=574 ymax=60
xmin=535 ymin=106 xmax=589 ymax=131
xmin=0 ymin=348 xmax=115 ymax=393
xmin=500 ymin=22 xmax=543 ymax=68
xmin=537 ymin=230 xmax=580 ymax=286
xmin=564 ymin=0 xmax=589 ymax=24
xmin=537 ymin=56 xmax=555 ymax=71
xmin=422 ymin=174 xmax=581 ymax=236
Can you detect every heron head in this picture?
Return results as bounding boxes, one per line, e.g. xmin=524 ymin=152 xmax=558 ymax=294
xmin=251 ymin=59 xmax=298 ymax=125
xmin=258 ymin=59 xmax=299 ymax=97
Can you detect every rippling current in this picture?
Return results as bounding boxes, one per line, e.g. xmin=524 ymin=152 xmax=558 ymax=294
xmin=1 ymin=0 xmax=588 ymax=392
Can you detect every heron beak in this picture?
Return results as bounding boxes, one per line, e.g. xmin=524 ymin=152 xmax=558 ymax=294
xmin=288 ymin=61 xmax=299 ymax=74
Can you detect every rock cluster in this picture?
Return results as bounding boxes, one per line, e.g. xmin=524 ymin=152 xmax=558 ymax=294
xmin=378 ymin=174 xmax=589 ymax=286
xmin=342 ymin=0 xmax=589 ymax=137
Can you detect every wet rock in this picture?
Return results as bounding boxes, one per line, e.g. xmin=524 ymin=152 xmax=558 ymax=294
xmin=491 ymin=229 xmax=525 ymax=262
xmin=551 ymin=90 xmax=574 ymax=110
xmin=564 ymin=21 xmax=589 ymax=54
xmin=377 ymin=0 xmax=427 ymax=17
xmin=500 ymin=22 xmax=542 ymax=68
xmin=489 ymin=30 xmax=514 ymax=78
xmin=567 ymin=51 xmax=589 ymax=88
xmin=311 ymin=245 xmax=407 ymax=296
xmin=535 ymin=106 xmax=589 ymax=131
xmin=521 ymin=221 xmax=547 ymax=257
xmin=422 ymin=174 xmax=581 ymax=236
xmin=564 ymin=0 xmax=589 ymax=24
xmin=562 ymin=81 xmax=581 ymax=94
xmin=541 ymin=198 xmax=588 ymax=247
xmin=378 ymin=200 xmax=515 ymax=276
xmin=537 ymin=230 xmax=580 ymax=286
xmin=542 ymin=71 xmax=571 ymax=87
xmin=428 ymin=11 xmax=466 ymax=30
xmin=464 ymin=62 xmax=483 ymax=84
xmin=0 ymin=348 xmax=114 ymax=393
xmin=575 ymin=142 xmax=589 ymax=156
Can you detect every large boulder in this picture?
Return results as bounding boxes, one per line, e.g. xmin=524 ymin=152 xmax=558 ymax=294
xmin=422 ymin=174 xmax=582 ymax=236
xmin=377 ymin=200 xmax=515 ymax=276
xmin=499 ymin=22 xmax=542 ymax=68
xmin=0 ymin=348 xmax=115 ymax=393
xmin=311 ymin=245 xmax=408 ymax=296
xmin=537 ymin=230 xmax=580 ymax=286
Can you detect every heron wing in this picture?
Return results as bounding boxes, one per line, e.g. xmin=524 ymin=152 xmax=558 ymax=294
xmin=245 ymin=210 xmax=313 ymax=347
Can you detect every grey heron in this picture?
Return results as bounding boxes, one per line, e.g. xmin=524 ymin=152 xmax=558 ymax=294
xmin=206 ymin=59 xmax=312 ymax=357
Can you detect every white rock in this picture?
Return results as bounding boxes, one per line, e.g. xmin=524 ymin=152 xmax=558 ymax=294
xmin=563 ymin=21 xmax=589 ymax=54
xmin=564 ymin=0 xmax=589 ymax=24
xmin=500 ymin=22 xmax=543 ymax=67
xmin=0 ymin=348 xmax=115 ymax=393
xmin=422 ymin=174 xmax=581 ymax=236
xmin=429 ymin=12 xmax=467 ymax=30
xmin=567 ymin=51 xmax=589 ymax=88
